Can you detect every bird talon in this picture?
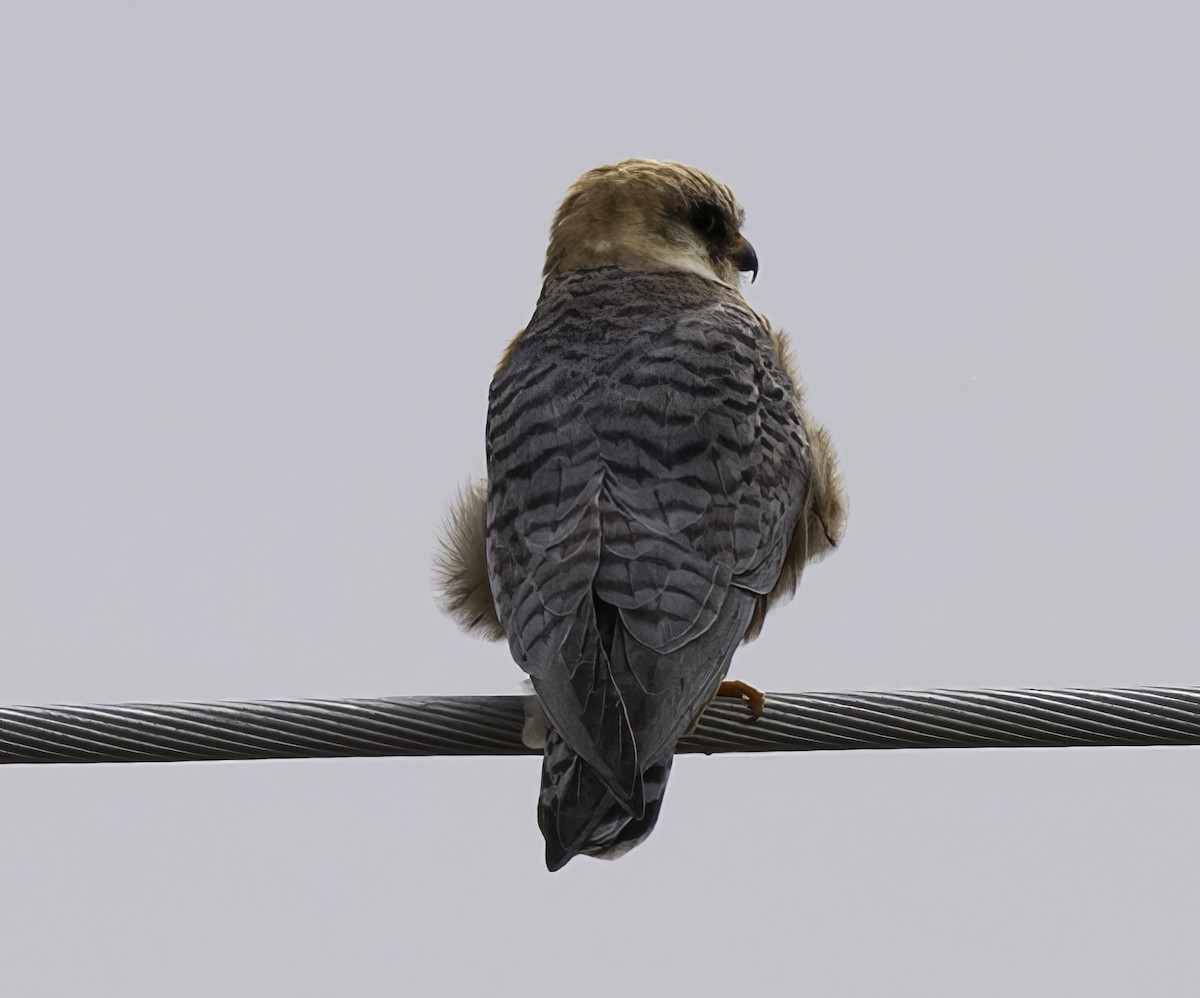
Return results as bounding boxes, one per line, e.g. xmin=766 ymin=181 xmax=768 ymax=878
xmin=717 ymin=680 xmax=765 ymax=722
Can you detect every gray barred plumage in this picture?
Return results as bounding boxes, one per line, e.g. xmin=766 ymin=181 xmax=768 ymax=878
xmin=437 ymin=160 xmax=845 ymax=869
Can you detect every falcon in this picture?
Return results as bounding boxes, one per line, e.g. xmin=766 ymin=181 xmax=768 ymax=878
xmin=436 ymin=159 xmax=846 ymax=870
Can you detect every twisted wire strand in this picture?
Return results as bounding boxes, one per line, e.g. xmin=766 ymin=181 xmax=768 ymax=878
xmin=3 ymin=686 xmax=1199 ymax=765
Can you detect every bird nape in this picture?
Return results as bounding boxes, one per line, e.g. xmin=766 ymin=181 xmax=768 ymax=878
xmin=435 ymin=158 xmax=846 ymax=870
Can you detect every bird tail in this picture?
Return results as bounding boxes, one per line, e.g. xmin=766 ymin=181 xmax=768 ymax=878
xmin=538 ymin=728 xmax=673 ymax=872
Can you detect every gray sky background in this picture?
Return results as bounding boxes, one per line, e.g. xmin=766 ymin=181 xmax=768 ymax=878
xmin=3 ymin=3 xmax=1198 ymax=995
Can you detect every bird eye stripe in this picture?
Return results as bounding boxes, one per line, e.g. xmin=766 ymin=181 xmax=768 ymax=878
xmin=690 ymin=202 xmax=725 ymax=237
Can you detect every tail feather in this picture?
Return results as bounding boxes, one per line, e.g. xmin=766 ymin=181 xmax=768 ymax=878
xmin=535 ymin=596 xmax=688 ymax=871
xmin=538 ymin=726 xmax=673 ymax=871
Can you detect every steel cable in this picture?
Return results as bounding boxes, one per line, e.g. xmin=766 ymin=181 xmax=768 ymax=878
xmin=3 ymin=686 xmax=1199 ymax=765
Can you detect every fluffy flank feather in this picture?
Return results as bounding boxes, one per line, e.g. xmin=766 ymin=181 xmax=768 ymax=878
xmin=803 ymin=420 xmax=848 ymax=562
xmin=744 ymin=320 xmax=848 ymax=641
xmin=433 ymin=478 xmax=505 ymax=641
xmin=494 ymin=327 xmax=527 ymax=375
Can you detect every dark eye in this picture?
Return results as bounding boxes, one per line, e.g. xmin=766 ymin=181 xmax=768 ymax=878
xmin=691 ymin=204 xmax=721 ymax=237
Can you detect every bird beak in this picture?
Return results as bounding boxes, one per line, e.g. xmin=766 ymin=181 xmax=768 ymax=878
xmin=731 ymin=234 xmax=759 ymax=283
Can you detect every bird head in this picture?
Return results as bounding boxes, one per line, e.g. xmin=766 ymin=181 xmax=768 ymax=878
xmin=543 ymin=159 xmax=758 ymax=288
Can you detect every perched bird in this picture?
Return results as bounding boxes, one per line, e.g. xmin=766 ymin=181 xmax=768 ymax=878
xmin=436 ymin=159 xmax=845 ymax=870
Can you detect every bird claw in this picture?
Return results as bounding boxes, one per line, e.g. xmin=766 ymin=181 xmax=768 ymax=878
xmin=717 ymin=680 xmax=765 ymax=723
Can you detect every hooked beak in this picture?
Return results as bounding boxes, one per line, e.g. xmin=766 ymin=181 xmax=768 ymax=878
xmin=731 ymin=234 xmax=759 ymax=283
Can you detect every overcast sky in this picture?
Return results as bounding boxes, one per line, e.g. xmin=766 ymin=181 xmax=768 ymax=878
xmin=3 ymin=3 xmax=1199 ymax=995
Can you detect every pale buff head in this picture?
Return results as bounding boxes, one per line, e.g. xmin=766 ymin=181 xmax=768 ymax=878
xmin=543 ymin=159 xmax=758 ymax=288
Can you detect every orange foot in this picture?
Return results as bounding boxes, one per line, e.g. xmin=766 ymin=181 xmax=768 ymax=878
xmin=717 ymin=680 xmax=766 ymax=722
